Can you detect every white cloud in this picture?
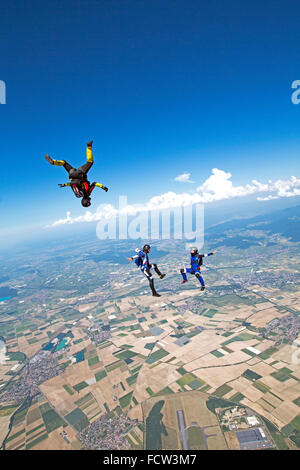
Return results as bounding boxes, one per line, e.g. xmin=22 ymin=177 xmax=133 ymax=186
xmin=257 ymin=195 xmax=279 ymax=201
xmin=174 ymin=172 xmax=195 ymax=183
xmin=47 ymin=169 xmax=300 ymax=228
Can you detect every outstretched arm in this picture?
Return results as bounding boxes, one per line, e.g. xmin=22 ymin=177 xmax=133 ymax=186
xmin=127 ymin=253 xmax=141 ymax=261
xmin=93 ymin=182 xmax=108 ymax=192
xmin=127 ymin=249 xmax=144 ymax=263
xmin=199 ymin=251 xmax=216 ymax=257
xmin=58 ymin=183 xmax=71 ymax=187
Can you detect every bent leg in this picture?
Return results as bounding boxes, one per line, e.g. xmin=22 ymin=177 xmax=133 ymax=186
xmin=180 ymin=268 xmax=188 ymax=282
xmin=195 ymin=273 xmax=205 ymax=287
xmin=142 ymin=268 xmax=153 ymax=286
xmin=142 ymin=268 xmax=160 ymax=296
xmin=86 ymin=144 xmax=93 ymax=163
xmin=153 ymin=263 xmax=165 ymax=279
xmin=181 ymin=267 xmax=191 ymax=282
xmin=79 ymin=145 xmax=94 ymax=174
xmin=79 ymin=161 xmax=93 ymax=175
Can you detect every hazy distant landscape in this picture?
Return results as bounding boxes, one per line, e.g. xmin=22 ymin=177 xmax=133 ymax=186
xmin=0 ymin=204 xmax=299 ymax=450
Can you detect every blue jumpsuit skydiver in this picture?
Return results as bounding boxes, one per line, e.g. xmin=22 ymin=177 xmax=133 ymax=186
xmin=180 ymin=247 xmax=215 ymax=290
xmin=127 ymin=245 xmax=165 ymax=297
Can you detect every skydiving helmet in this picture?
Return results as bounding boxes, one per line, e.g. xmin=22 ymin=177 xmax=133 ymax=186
xmin=81 ymin=198 xmax=91 ymax=207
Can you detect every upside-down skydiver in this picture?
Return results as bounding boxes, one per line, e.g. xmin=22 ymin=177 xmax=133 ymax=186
xmin=127 ymin=244 xmax=166 ymax=297
xmin=180 ymin=247 xmax=216 ymax=291
xmin=45 ymin=140 xmax=108 ymax=207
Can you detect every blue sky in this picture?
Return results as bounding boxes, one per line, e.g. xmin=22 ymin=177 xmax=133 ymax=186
xmin=1 ymin=0 xmax=300 ymax=236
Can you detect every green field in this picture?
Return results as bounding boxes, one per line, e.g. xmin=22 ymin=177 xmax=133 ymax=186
xmin=74 ymin=393 xmax=93 ymax=407
xmin=126 ymin=373 xmax=138 ymax=386
xmin=41 ymin=408 xmax=66 ymax=433
xmin=25 ymin=407 xmax=41 ymax=425
xmin=129 ymin=429 xmax=143 ymax=448
xmin=290 ymin=415 xmax=300 ymax=432
xmin=115 ymin=350 xmax=137 ymax=360
xmin=206 ymin=397 xmax=237 ymax=414
xmin=106 ymin=360 xmax=124 ymax=372
xmin=293 ymin=397 xmax=300 ymax=408
xmin=258 ymin=346 xmax=278 ymax=360
xmin=262 ymin=417 xmax=289 ymax=450
xmin=26 ymin=423 xmax=45 ymax=436
xmin=7 ymin=351 xmax=26 ymax=362
xmin=214 ymin=384 xmax=233 ymax=397
xmin=119 ymin=391 xmax=134 ymax=408
xmin=146 ymin=349 xmax=169 ymax=364
xmin=130 ymin=365 xmax=143 ymax=375
xmin=6 ymin=428 xmax=26 ymax=442
xmin=0 ymin=405 xmax=17 ymax=417
xmin=88 ymin=356 xmax=99 ymax=366
xmin=188 ymin=379 xmax=206 ymax=390
xmin=211 ymin=350 xmax=224 ymax=358
xmin=203 ymin=309 xmax=218 ymax=318
xmin=145 ymin=400 xmax=165 ymax=450
xmin=73 ymin=381 xmax=89 ymax=392
xmin=241 ymin=348 xmax=256 ymax=357
xmin=156 ymin=386 xmax=174 ymax=396
xmin=63 ymin=384 xmax=74 ymax=395
xmin=26 ymin=433 xmax=48 ymax=450
xmin=222 ymin=332 xmax=256 ymax=347
xmin=65 ymin=408 xmax=89 ymax=432
xmin=187 ymin=426 xmax=206 ymax=450
xmin=120 ymin=381 xmax=126 ymax=391
xmin=252 ymin=381 xmax=270 ymax=393
xmin=176 ymin=367 xmax=188 ymax=375
xmin=271 ymin=369 xmax=292 ymax=382
xmin=95 ymin=369 xmax=107 ymax=381
xmin=242 ymin=369 xmax=262 ymax=381
xmin=229 ymin=392 xmax=245 ymax=403
xmin=132 ymin=396 xmax=138 ymax=406
xmin=176 ymin=373 xmax=204 ymax=389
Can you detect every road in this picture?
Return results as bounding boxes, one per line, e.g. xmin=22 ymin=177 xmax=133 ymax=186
xmin=176 ymin=410 xmax=189 ymax=450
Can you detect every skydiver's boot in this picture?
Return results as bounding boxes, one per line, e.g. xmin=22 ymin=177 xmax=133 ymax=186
xmin=153 ymin=264 xmax=166 ymax=279
xmin=180 ymin=269 xmax=188 ymax=284
xmin=152 ymin=291 xmax=161 ymax=297
xmin=150 ymin=279 xmax=161 ymax=297
xmin=86 ymin=140 xmax=93 ymax=147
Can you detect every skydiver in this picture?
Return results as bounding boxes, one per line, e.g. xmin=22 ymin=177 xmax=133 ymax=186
xmin=180 ymin=247 xmax=216 ymax=291
xmin=127 ymin=244 xmax=166 ymax=297
xmin=45 ymin=140 xmax=108 ymax=207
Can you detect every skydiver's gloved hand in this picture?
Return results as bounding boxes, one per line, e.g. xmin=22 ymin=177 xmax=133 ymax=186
xmin=127 ymin=257 xmax=133 ymax=261
xmin=45 ymin=154 xmax=54 ymax=165
xmin=58 ymin=184 xmax=66 ymax=187
xmin=86 ymin=140 xmax=93 ymax=147
xmin=102 ymin=186 xmax=108 ymax=192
